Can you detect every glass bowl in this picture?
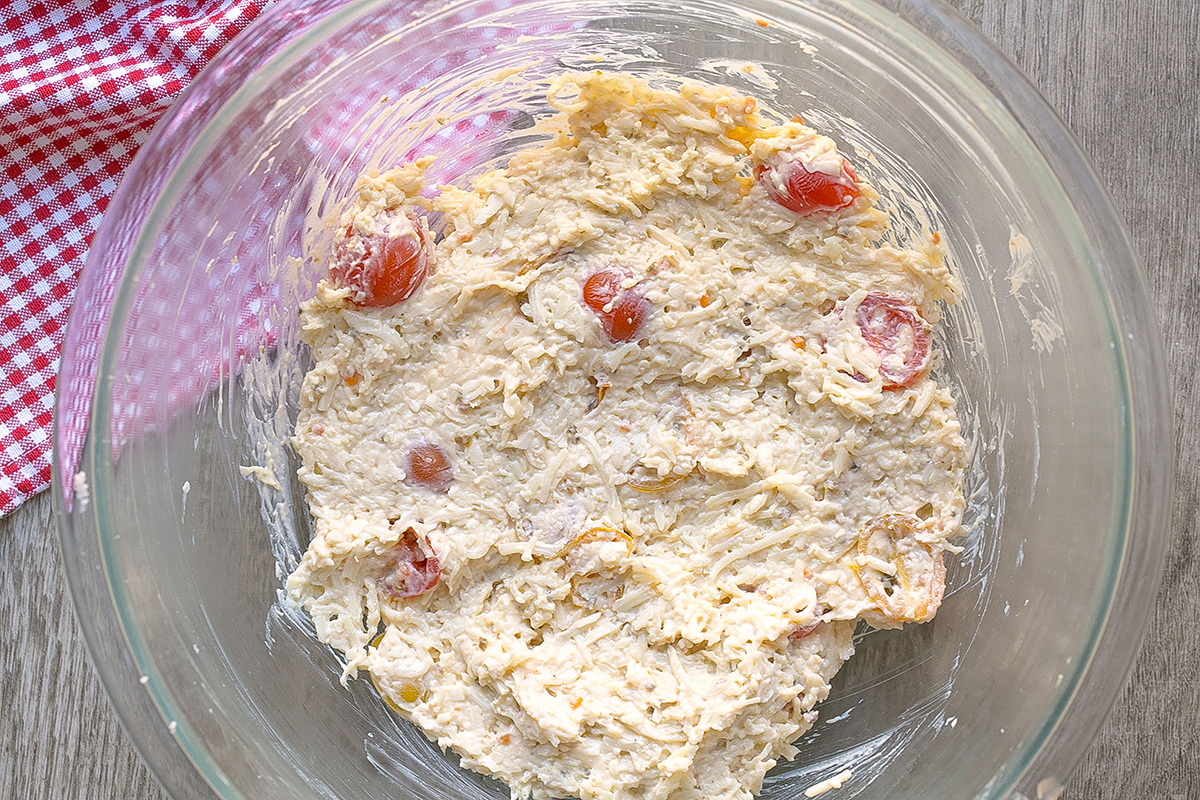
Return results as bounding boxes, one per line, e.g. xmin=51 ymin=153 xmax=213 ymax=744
xmin=53 ymin=1 xmax=1173 ymax=799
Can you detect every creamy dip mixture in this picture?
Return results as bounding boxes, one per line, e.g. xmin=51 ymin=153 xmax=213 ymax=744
xmin=288 ymin=72 xmax=966 ymax=800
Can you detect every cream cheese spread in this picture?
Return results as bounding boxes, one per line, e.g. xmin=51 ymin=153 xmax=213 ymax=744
xmin=287 ymin=72 xmax=966 ymax=800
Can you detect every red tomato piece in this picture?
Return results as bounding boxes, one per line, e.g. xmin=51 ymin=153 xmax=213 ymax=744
xmin=405 ymin=442 xmax=453 ymax=491
xmin=582 ymin=266 xmax=650 ymax=343
xmin=378 ymin=529 xmax=440 ymax=598
xmin=855 ymin=293 xmax=931 ymax=388
xmin=582 ymin=267 xmax=627 ymax=312
xmin=331 ymin=217 xmax=428 ymax=307
xmin=601 ymin=294 xmax=651 ymax=343
xmin=756 ymin=156 xmax=860 ymax=215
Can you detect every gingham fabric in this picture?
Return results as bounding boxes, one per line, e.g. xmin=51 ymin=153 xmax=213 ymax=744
xmin=0 ymin=0 xmax=274 ymax=516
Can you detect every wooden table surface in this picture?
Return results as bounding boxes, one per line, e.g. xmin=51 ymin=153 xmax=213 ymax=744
xmin=2 ymin=1 xmax=1196 ymax=798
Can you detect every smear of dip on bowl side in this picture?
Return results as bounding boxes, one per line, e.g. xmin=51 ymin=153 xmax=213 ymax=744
xmin=287 ymin=71 xmax=966 ymax=800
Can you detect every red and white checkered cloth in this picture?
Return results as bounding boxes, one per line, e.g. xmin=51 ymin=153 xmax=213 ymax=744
xmin=0 ymin=0 xmax=274 ymax=516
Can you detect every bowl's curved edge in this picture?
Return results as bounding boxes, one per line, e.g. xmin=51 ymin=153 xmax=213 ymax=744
xmin=49 ymin=2 xmax=392 ymax=799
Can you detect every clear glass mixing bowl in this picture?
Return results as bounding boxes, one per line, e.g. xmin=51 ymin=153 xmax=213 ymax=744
xmin=53 ymin=1 xmax=1173 ymax=799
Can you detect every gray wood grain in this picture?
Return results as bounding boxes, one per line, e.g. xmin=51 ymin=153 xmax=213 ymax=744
xmin=2 ymin=0 xmax=1196 ymax=798
xmin=0 ymin=492 xmax=169 ymax=800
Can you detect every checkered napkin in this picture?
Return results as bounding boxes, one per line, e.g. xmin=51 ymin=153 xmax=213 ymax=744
xmin=0 ymin=0 xmax=273 ymax=516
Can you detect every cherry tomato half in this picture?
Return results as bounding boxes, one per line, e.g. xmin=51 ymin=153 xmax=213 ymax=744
xmin=583 ymin=266 xmax=650 ymax=344
xmin=377 ymin=529 xmax=441 ymax=598
xmin=855 ymin=293 xmax=931 ymax=389
xmin=853 ymin=514 xmax=944 ymax=623
xmin=405 ymin=442 xmax=453 ymax=491
xmin=756 ymin=156 xmax=860 ymax=216
xmin=331 ymin=217 xmax=429 ymax=307
xmin=582 ymin=267 xmax=625 ymax=312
